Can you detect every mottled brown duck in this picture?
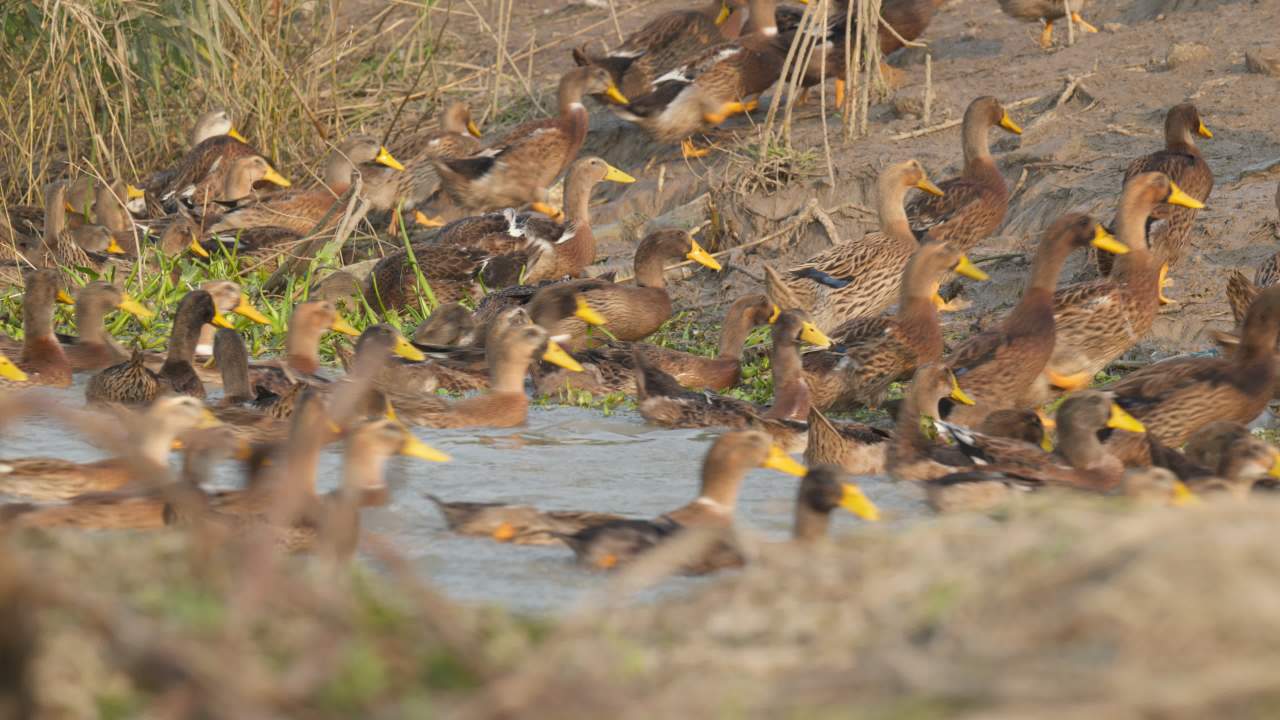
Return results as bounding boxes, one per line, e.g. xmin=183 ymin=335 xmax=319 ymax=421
xmin=143 ymin=109 xmax=259 ymax=217
xmin=997 ymin=0 xmax=1097 ymax=48
xmin=1225 ymin=182 xmax=1280 ymax=326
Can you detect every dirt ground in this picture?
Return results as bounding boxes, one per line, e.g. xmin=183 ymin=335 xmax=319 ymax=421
xmin=418 ymin=0 xmax=1280 ymax=361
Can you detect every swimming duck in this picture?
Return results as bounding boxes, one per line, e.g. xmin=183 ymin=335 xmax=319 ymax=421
xmin=766 ymin=160 xmax=978 ymax=331
xmin=634 ymin=308 xmax=831 ymax=451
xmin=383 ymin=322 xmax=582 ymax=428
xmin=426 ymin=494 xmax=628 ymax=546
xmin=142 ymin=109 xmax=258 ymax=217
xmin=85 ymin=290 xmax=234 ymax=405
xmin=1037 ymin=173 xmax=1205 ymax=401
xmin=0 ymin=396 xmax=218 ymax=501
xmin=1098 ymin=103 xmax=1213 ymax=285
xmin=997 ymin=0 xmax=1098 ymax=48
xmin=367 ymin=306 xmax=530 ymax=396
xmin=10 ymin=269 xmax=72 ymax=387
xmin=207 ymin=136 xmax=403 ymax=237
xmin=944 ymin=214 xmax=1125 ymax=427
xmin=1102 ymin=285 xmax=1280 ymax=466
xmin=557 ymin=430 xmax=809 ymax=573
xmin=232 ymin=300 xmax=361 ymax=396
xmin=185 ymin=280 xmax=273 ymax=361
xmin=572 ymin=0 xmax=740 ymax=100
xmin=434 ymin=67 xmax=626 ymax=217
xmin=884 ymin=363 xmax=977 ymax=482
xmin=527 ymin=229 xmax=722 ymax=350
xmin=905 ymin=96 xmax=1022 ymax=253
xmin=535 ymin=293 xmax=774 ymax=398
xmin=52 ymin=282 xmax=155 ymax=371
xmin=614 ymin=0 xmax=790 ymax=158
xmin=801 ymin=240 xmax=986 ymax=411
xmin=925 ymin=391 xmax=1147 ymax=512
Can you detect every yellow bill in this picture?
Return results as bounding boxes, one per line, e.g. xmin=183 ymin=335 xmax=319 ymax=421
xmin=233 ymin=295 xmax=271 ymax=325
xmin=949 ymin=371 xmax=975 ymax=406
xmin=329 ymin=315 xmax=361 ymax=337
xmin=768 ymin=304 xmax=781 ymax=324
xmin=604 ymin=82 xmax=629 ymax=106
xmin=126 ymin=184 xmax=145 ymax=200
xmin=117 ymin=294 xmax=156 ymax=321
xmin=211 ymin=310 xmax=235 ymax=329
xmin=105 ymin=237 xmax=127 ymax=255
xmin=762 ymin=445 xmax=807 ymax=477
xmin=1090 ymin=224 xmax=1128 ymax=255
xmin=1197 ymin=120 xmax=1212 ymax=139
xmin=602 ymin=163 xmax=636 ymax=184
xmin=414 ymin=210 xmax=446 ymax=228
xmin=1165 ymin=181 xmax=1205 ymax=209
xmin=1171 ymin=480 xmax=1200 ymax=507
xmin=394 ymin=333 xmax=426 ymax=362
xmin=189 ymin=238 xmax=210 ymax=258
xmin=574 ymin=295 xmax=606 ymax=326
xmin=1269 ymin=450 xmax=1280 ymax=480
xmin=375 ymin=146 xmax=405 ymax=171
xmin=686 ymin=237 xmax=722 ymax=271
xmin=262 ymin=164 xmax=291 ymax=187
xmin=839 ymin=482 xmax=880 ymax=521
xmin=0 ymin=355 xmax=28 ymax=382
xmin=799 ymin=320 xmax=832 ymax=349
xmin=998 ymin=110 xmax=1022 ymax=135
xmin=542 ymin=339 xmax=584 ymax=372
xmin=56 ymin=289 xmax=75 ymax=305
xmin=227 ymin=128 xmax=248 ymax=143
xmin=466 ymin=119 xmax=483 ymax=139
xmin=915 ymin=177 xmax=945 ymax=196
xmin=1106 ymin=402 xmax=1146 ymax=434
xmin=714 ymin=1 xmax=731 ymax=24
xmin=1039 ymin=433 xmax=1054 ymax=453
xmin=953 ymin=255 xmax=989 ymax=281
xmin=399 ymin=433 xmax=451 ymax=462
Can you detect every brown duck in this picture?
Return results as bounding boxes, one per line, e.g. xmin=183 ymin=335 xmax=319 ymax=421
xmin=143 ymin=109 xmax=258 ymax=216
xmin=885 ymin=363 xmax=977 ymax=483
xmin=55 ymin=282 xmax=156 ymax=371
xmin=1225 ymin=182 xmax=1280 ymax=326
xmin=12 ymin=269 xmax=72 ymax=387
xmin=944 ymin=214 xmax=1125 ymax=427
xmin=997 ymin=0 xmax=1098 ymax=48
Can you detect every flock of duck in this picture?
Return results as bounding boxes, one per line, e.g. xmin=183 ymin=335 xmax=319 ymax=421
xmin=0 ymin=0 xmax=1277 ymax=574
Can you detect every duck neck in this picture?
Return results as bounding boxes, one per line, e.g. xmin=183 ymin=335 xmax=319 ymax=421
xmin=717 ymin=304 xmax=760 ymax=360
xmin=558 ymin=170 xmax=599 ymax=272
xmin=697 ymin=463 xmax=746 ymax=512
xmin=634 ymin=250 xmax=670 ymax=289
xmin=343 ymin=445 xmax=390 ymax=496
xmin=217 ymin=340 xmax=252 ymax=403
xmin=43 ymin=196 xmax=66 ymax=252
xmin=558 ymin=74 xmax=589 ymax=116
xmin=1058 ymin=422 xmax=1107 ymax=470
xmin=1011 ymin=235 xmax=1073 ymax=322
xmin=22 ymin=293 xmax=55 ymax=343
xmin=768 ymin=334 xmax=810 ymax=420
xmin=878 ymin=176 xmax=916 ymax=245
xmin=166 ymin=303 xmax=205 ymax=364
xmin=74 ymin=300 xmax=110 ymax=346
xmin=1115 ymin=191 xmax=1155 ymax=265
xmin=895 ymin=385 xmax=941 ymax=455
xmin=286 ymin=325 xmax=324 ymax=375
xmin=1166 ymin=118 xmax=1198 ymax=154
xmin=1239 ymin=305 xmax=1280 ymax=365
xmin=961 ymin=118 xmax=995 ymax=178
xmin=489 ymin=348 xmax=532 ymax=394
xmin=792 ymin=504 xmax=831 ymax=542
xmin=745 ymin=0 xmax=778 ymax=36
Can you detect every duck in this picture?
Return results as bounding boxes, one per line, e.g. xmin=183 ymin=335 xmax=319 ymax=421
xmin=235 ymin=300 xmax=361 ymax=396
xmin=801 ymin=240 xmax=986 ymax=411
xmin=388 ymin=101 xmax=483 ymax=161
xmin=634 ymin=308 xmax=832 ymax=451
xmin=571 ymin=0 xmax=740 ymax=100
xmin=35 ymin=181 xmax=104 ymax=270
xmin=925 ymin=391 xmax=1147 ymax=512
xmin=535 ymin=293 xmax=775 ymax=398
xmin=382 ymin=321 xmax=582 ymax=428
xmin=0 ymin=396 xmax=219 ymax=501
xmin=1182 ymin=426 xmax=1280 ymax=498
xmin=997 ymin=0 xmax=1098 ymax=48
xmin=1097 ymin=103 xmax=1213 ymax=286
xmin=187 ymin=280 xmax=273 ymax=360
xmin=765 ymin=160 xmax=978 ymax=331
xmin=176 ymin=154 xmax=292 ymax=216
xmin=527 ymin=229 xmax=722 ymax=351
xmin=85 ymin=289 xmax=234 ymax=405
xmin=412 ymin=302 xmax=479 ymax=347
xmin=366 ymin=306 xmax=529 ymax=396
xmin=426 ymin=494 xmax=628 ymax=546
xmin=209 ymin=328 xmax=295 ymax=424
xmin=362 ymin=157 xmax=635 ymax=312
xmin=904 ymin=96 xmax=1022 ymax=253
xmin=884 ymin=363 xmax=978 ymax=482
xmin=51 ymin=282 xmax=156 ymax=371
xmin=1101 ymin=285 xmax=1280 ymax=466
xmin=1225 ymin=182 xmax=1280 ymax=325
xmin=207 ymin=136 xmax=403 ymax=237
xmin=944 ymin=214 xmax=1125 ymax=427
xmin=9 ymin=269 xmax=73 ymax=387
xmin=142 ymin=109 xmax=258 ymax=217
xmin=434 ymin=67 xmax=626 ymax=217
xmin=557 ymin=430 xmax=809 ymax=573
xmin=613 ymin=0 xmax=791 ymax=158
xmin=1037 ymin=173 xmax=1205 ymax=401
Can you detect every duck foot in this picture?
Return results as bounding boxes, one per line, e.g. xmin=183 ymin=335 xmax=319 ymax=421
xmin=1039 ymin=20 xmax=1054 ymax=48
xmin=681 ymin=138 xmax=713 ymax=159
xmin=414 ymin=210 xmax=445 ymax=228
xmin=1158 ymin=263 xmax=1176 ymax=305
xmin=1045 ymin=368 xmax=1092 ymax=392
xmin=1070 ymin=12 xmax=1099 ymax=33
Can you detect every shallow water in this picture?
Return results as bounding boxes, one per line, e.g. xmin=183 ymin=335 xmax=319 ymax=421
xmin=0 ymin=380 xmax=931 ymax=614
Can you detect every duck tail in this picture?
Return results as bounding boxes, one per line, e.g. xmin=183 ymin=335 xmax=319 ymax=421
xmin=763 ymin=264 xmax=804 ymax=311
xmin=631 ymin=349 xmax=688 ymax=401
xmin=1226 ymin=270 xmax=1258 ymax=328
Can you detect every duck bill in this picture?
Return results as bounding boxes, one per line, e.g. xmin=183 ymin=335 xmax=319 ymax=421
xmin=1171 ymin=480 xmax=1200 ymax=507
xmin=262 ymin=165 xmax=292 ymax=187
xmin=197 ymin=408 xmax=223 ymax=430
xmin=714 ymin=1 xmax=731 ymax=24
xmin=686 ymin=238 xmax=722 ymax=271
xmin=400 ymin=434 xmax=451 ymax=463
xmin=466 ymin=120 xmax=483 ymax=139
xmin=604 ymin=83 xmax=629 ymax=105
xmin=227 ymin=128 xmax=248 ymax=143
xmin=915 ymin=177 xmax=945 ymax=196
xmin=799 ymin=320 xmax=832 ymax=349
xmin=0 ymin=357 xmax=28 ymax=382
xmin=602 ymin=163 xmax=636 ymax=184
xmin=375 ymin=146 xmax=405 ymax=171
xmin=1107 ymin=403 xmax=1146 ymax=433
xmin=998 ymin=111 xmax=1022 ymax=135
xmin=542 ymin=339 xmax=584 ymax=372
xmin=330 ymin=315 xmax=361 ymax=337
xmin=574 ymin=296 xmax=606 ymax=326
xmin=948 ymin=371 xmax=975 ymax=406
xmin=105 ymin=237 xmax=127 ymax=255
xmin=1269 ymin=451 xmax=1280 ymax=480
xmin=394 ymin=334 xmax=426 ymax=361
xmin=1090 ymin=225 xmax=1128 ymax=255
xmin=953 ymin=255 xmax=989 ymax=281
xmin=126 ymin=184 xmax=146 ymax=200
xmin=117 ymin=295 xmax=156 ymax=321
xmin=1039 ymin=434 xmax=1055 ymax=453
xmin=211 ymin=310 xmax=235 ymax=330
xmin=839 ymin=483 xmax=880 ymax=521
xmin=55 ymin=289 xmax=75 ymax=305
xmin=768 ymin=304 xmax=781 ymax=324
xmin=188 ymin=238 xmax=210 ymax=258
xmin=1197 ymin=120 xmax=1212 ymax=139
xmin=233 ymin=295 xmax=271 ymax=325
xmin=1165 ymin=181 xmax=1205 ymax=209
xmin=762 ymin=446 xmax=807 ymax=477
